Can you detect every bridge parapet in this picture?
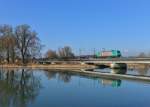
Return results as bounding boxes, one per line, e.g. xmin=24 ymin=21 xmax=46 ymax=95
xmin=84 ymin=60 xmax=150 ymax=64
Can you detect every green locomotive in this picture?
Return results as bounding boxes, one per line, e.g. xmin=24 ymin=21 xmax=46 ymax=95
xmin=96 ymin=50 xmax=121 ymax=58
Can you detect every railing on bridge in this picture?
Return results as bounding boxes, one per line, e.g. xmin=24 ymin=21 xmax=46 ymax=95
xmin=37 ymin=57 xmax=150 ymax=65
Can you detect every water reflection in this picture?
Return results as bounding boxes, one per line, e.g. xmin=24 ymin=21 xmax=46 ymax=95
xmin=44 ymin=70 xmax=72 ymax=83
xmin=58 ymin=72 xmax=72 ymax=83
xmin=111 ymin=69 xmax=127 ymax=74
xmin=44 ymin=69 xmax=127 ymax=88
xmin=101 ymin=79 xmax=121 ymax=87
xmin=0 ymin=68 xmax=41 ymax=107
xmin=0 ymin=68 xmax=149 ymax=107
xmin=44 ymin=69 xmax=57 ymax=80
xmin=100 ymin=69 xmax=127 ymax=87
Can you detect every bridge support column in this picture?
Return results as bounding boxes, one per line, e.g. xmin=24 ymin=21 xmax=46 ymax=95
xmin=80 ymin=62 xmax=86 ymax=65
xmin=51 ymin=62 xmax=56 ymax=65
xmin=110 ymin=63 xmax=127 ymax=69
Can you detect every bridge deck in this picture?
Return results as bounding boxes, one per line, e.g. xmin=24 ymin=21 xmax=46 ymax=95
xmin=38 ymin=58 xmax=150 ymax=64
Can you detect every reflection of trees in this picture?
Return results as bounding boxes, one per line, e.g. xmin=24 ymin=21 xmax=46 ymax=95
xmin=0 ymin=68 xmax=41 ymax=107
xmin=58 ymin=72 xmax=72 ymax=83
xmin=44 ymin=70 xmax=57 ymax=80
xmin=44 ymin=70 xmax=72 ymax=83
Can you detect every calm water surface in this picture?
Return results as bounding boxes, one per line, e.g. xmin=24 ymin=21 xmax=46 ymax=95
xmin=0 ymin=68 xmax=150 ymax=107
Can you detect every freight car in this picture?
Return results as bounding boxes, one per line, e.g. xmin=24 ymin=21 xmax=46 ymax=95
xmin=96 ymin=50 xmax=121 ymax=58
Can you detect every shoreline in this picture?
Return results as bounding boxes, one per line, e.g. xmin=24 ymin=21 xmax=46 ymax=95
xmin=0 ymin=64 xmax=97 ymax=70
xmin=0 ymin=64 xmax=150 ymax=83
xmin=0 ymin=63 xmax=149 ymax=69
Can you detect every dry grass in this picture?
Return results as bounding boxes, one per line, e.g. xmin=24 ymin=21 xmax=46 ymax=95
xmin=0 ymin=64 xmax=97 ymax=70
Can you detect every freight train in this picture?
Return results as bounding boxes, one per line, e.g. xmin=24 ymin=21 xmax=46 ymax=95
xmin=96 ymin=50 xmax=121 ymax=58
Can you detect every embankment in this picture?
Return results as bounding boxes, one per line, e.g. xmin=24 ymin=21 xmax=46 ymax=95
xmin=0 ymin=64 xmax=97 ymax=70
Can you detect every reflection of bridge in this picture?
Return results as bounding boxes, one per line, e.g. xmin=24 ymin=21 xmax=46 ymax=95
xmin=101 ymin=79 xmax=121 ymax=87
xmin=77 ymin=70 xmax=150 ymax=82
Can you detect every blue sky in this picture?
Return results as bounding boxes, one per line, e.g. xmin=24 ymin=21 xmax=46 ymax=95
xmin=0 ymin=0 xmax=150 ymax=56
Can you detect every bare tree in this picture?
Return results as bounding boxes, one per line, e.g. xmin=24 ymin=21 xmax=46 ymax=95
xmin=0 ymin=25 xmax=16 ymax=63
xmin=58 ymin=46 xmax=74 ymax=59
xmin=138 ymin=52 xmax=147 ymax=57
xmin=15 ymin=24 xmax=41 ymax=64
xmin=0 ymin=38 xmax=4 ymax=63
xmin=45 ymin=49 xmax=58 ymax=59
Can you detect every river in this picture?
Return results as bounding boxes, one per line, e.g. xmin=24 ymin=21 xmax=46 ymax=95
xmin=0 ymin=68 xmax=149 ymax=107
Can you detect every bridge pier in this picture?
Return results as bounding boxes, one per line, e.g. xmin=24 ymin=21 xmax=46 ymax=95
xmin=81 ymin=62 xmax=86 ymax=65
xmin=110 ymin=63 xmax=127 ymax=69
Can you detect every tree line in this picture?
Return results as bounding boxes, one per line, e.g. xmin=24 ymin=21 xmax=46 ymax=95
xmin=45 ymin=46 xmax=75 ymax=60
xmin=0 ymin=24 xmax=42 ymax=64
xmin=0 ymin=24 xmax=75 ymax=64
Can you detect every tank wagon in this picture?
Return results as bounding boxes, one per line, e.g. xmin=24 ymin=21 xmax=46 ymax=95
xmin=96 ymin=50 xmax=121 ymax=58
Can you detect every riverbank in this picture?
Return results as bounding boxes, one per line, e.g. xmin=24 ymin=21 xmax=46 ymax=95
xmin=0 ymin=64 xmax=97 ymax=70
xmin=0 ymin=63 xmax=150 ymax=70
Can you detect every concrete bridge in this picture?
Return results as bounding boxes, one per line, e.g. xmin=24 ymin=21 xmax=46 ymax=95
xmin=83 ymin=59 xmax=150 ymax=64
xmin=38 ymin=58 xmax=150 ymax=69
xmin=38 ymin=58 xmax=150 ymax=64
xmin=81 ymin=58 xmax=150 ymax=68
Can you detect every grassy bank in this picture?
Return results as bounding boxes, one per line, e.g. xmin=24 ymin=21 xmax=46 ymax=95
xmin=0 ymin=63 xmax=150 ymax=71
xmin=0 ymin=64 xmax=97 ymax=70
